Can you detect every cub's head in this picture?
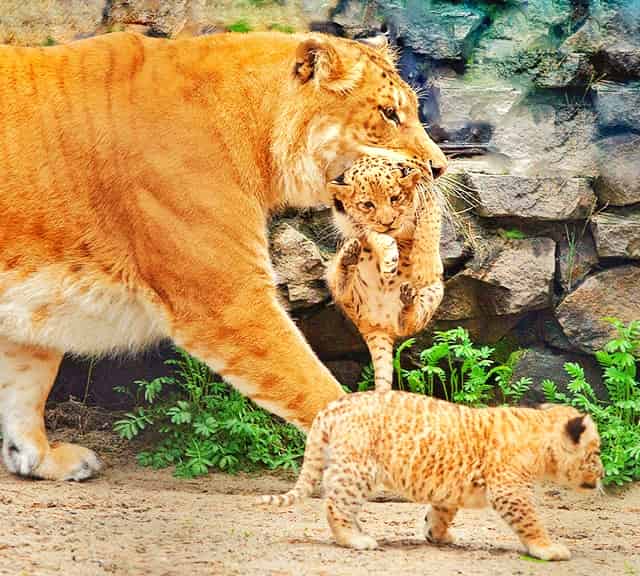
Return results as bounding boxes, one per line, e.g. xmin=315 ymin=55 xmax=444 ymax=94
xmin=543 ymin=405 xmax=604 ymax=491
xmin=327 ymin=156 xmax=421 ymax=238
xmin=282 ymin=34 xmax=446 ymax=201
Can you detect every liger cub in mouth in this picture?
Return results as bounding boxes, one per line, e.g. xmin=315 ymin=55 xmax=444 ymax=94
xmin=260 ymin=391 xmax=603 ymax=560
xmin=326 ymin=156 xmax=444 ymax=391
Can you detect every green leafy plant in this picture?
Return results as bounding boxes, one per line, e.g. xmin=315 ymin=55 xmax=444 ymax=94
xmin=542 ymin=319 xmax=640 ymax=485
xmin=269 ymin=23 xmax=295 ymax=33
xmin=498 ymin=228 xmax=526 ymax=240
xmin=358 ymin=328 xmax=529 ymax=407
xmin=227 ymin=20 xmax=252 ymax=33
xmin=114 ymin=348 xmax=305 ymax=477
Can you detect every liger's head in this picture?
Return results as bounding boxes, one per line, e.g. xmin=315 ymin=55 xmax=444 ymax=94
xmin=291 ymin=34 xmax=447 ymax=183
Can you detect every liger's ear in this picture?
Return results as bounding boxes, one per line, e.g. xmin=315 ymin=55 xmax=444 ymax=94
xmin=295 ymin=38 xmax=341 ymax=84
xmin=295 ymin=37 xmax=364 ymax=92
xmin=565 ymin=415 xmax=587 ymax=445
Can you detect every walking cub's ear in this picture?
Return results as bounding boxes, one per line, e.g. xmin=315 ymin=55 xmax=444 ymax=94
xmin=295 ymin=37 xmax=364 ymax=92
xmin=565 ymin=415 xmax=587 ymax=445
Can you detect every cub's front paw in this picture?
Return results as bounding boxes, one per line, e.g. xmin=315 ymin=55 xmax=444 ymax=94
xmin=380 ymin=240 xmax=399 ymax=277
xmin=341 ymin=238 xmax=362 ymax=267
xmin=527 ymin=542 xmax=571 ymax=561
xmin=400 ymin=282 xmax=417 ymax=306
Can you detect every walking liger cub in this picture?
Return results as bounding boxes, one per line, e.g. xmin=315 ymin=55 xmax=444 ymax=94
xmin=260 ymin=392 xmax=603 ymax=560
xmin=326 ymin=157 xmax=444 ymax=391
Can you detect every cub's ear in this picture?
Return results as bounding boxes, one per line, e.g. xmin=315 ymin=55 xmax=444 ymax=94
xmin=328 ymin=173 xmax=352 ymax=201
xmin=295 ymin=37 xmax=364 ymax=92
xmin=398 ymin=166 xmax=421 ymax=190
xmin=565 ymin=415 xmax=587 ymax=445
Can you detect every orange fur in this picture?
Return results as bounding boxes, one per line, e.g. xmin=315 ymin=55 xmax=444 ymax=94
xmin=0 ymin=31 xmax=447 ymax=480
xmin=260 ymin=392 xmax=604 ymax=559
xmin=326 ymin=157 xmax=444 ymax=391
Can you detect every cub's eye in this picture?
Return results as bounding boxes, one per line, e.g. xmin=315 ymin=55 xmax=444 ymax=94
xmin=359 ymin=201 xmax=375 ymax=211
xmin=380 ymin=106 xmax=400 ymax=125
xmin=390 ymin=195 xmax=401 ymax=204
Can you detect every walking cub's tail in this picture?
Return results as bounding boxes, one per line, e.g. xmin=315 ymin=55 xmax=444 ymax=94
xmin=258 ymin=414 xmax=329 ymax=507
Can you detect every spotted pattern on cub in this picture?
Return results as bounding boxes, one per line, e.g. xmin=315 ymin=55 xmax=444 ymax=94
xmin=260 ymin=392 xmax=604 ymax=559
xmin=327 ymin=156 xmax=444 ymax=391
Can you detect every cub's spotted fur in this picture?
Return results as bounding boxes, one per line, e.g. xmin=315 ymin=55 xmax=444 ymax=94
xmin=327 ymin=157 xmax=444 ymax=391
xmin=260 ymin=391 xmax=603 ymax=559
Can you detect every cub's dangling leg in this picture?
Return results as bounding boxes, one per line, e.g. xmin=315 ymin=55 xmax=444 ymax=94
xmin=0 ymin=337 xmax=102 ymax=480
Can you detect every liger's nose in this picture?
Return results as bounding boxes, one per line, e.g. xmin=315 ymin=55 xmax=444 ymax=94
xmin=430 ymin=159 xmax=446 ymax=179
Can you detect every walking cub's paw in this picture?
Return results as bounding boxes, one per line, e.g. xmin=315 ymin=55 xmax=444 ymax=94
xmin=527 ymin=542 xmax=571 ymax=561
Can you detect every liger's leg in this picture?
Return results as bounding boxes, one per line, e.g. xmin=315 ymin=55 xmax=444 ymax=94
xmin=169 ymin=272 xmax=345 ymax=431
xmin=0 ymin=338 xmax=101 ymax=480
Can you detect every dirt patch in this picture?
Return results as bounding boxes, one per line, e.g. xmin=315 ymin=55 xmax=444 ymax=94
xmin=0 ymin=418 xmax=638 ymax=576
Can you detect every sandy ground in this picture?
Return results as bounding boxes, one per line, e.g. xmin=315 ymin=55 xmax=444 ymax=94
xmin=0 ymin=416 xmax=639 ymax=576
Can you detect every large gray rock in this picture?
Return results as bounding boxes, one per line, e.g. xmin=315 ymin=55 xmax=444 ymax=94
xmin=593 ymin=81 xmax=640 ymax=131
xmin=0 ymin=0 xmax=105 ymax=44
xmin=594 ymin=134 xmax=640 ymax=207
xmin=591 ymin=209 xmax=640 ymax=260
xmin=382 ymin=0 xmax=486 ymax=61
xmin=437 ymin=237 xmax=556 ymax=319
xmin=467 ymin=174 xmax=596 ymax=221
xmin=297 ymin=305 xmax=367 ymax=359
xmin=556 ymin=265 xmax=640 ymax=353
xmin=557 ymin=228 xmax=599 ymax=292
xmin=513 ymin=346 xmax=607 ymax=404
xmin=108 ymin=0 xmax=193 ymax=36
xmin=535 ymin=52 xmax=595 ymax=88
xmin=471 ymin=0 xmax=572 ymax=72
xmin=440 ymin=216 xmax=469 ymax=270
xmin=430 ymin=76 xmax=522 ymax=146
xmin=269 ymin=223 xmax=329 ymax=311
xmin=489 ymin=101 xmax=599 ymax=177
xmin=594 ymin=8 xmax=640 ymax=79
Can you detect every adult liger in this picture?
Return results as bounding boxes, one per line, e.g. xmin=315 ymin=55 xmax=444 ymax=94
xmin=0 ymin=31 xmax=446 ymax=480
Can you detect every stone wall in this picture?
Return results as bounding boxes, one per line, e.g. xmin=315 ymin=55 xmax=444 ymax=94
xmin=2 ymin=0 xmax=638 ymax=401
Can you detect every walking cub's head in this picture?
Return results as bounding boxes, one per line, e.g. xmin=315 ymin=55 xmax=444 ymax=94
xmin=327 ymin=156 xmax=422 ymax=238
xmin=541 ymin=405 xmax=604 ymax=491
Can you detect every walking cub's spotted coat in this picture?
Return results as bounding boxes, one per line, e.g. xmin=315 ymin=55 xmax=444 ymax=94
xmin=327 ymin=157 xmax=444 ymax=391
xmin=260 ymin=391 xmax=603 ymax=560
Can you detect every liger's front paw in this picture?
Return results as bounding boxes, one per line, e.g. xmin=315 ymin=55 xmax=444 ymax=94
xmin=38 ymin=443 xmax=102 ymax=481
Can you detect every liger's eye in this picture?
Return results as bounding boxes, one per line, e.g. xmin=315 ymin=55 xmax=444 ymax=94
xmin=390 ymin=195 xmax=400 ymax=204
xmin=359 ymin=201 xmax=375 ymax=211
xmin=380 ymin=106 xmax=400 ymax=125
